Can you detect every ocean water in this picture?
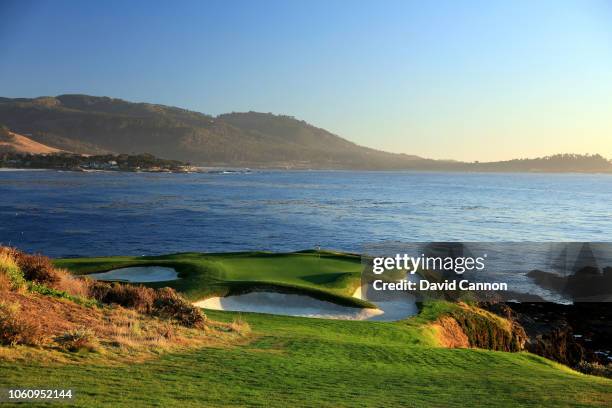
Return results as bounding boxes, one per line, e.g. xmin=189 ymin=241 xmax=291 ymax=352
xmin=1 ymin=169 xmax=611 ymax=258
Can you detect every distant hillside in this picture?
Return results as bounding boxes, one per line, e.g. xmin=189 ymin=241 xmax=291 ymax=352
xmin=0 ymin=125 xmax=62 ymax=154
xmin=0 ymin=95 xmax=610 ymax=172
xmin=0 ymin=95 xmax=428 ymax=169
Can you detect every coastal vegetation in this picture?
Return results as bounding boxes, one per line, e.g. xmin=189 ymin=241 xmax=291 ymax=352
xmin=0 ymin=247 xmax=248 ymax=361
xmin=0 ymin=151 xmax=192 ymax=172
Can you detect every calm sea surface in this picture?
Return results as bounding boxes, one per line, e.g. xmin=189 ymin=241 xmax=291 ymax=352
xmin=1 ymin=169 xmax=611 ymax=258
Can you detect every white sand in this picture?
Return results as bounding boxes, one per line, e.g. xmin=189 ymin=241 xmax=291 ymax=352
xmin=195 ymin=289 xmax=418 ymax=322
xmin=352 ymin=284 xmax=419 ymax=321
xmin=195 ymin=292 xmax=384 ymax=320
xmin=87 ymin=266 xmax=179 ymax=282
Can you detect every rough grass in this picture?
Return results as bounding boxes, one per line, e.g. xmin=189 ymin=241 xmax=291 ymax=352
xmin=0 ymin=301 xmax=46 ymax=346
xmin=0 ymin=287 xmax=246 ymax=364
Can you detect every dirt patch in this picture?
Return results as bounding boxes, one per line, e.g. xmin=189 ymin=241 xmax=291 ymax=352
xmin=0 ymin=131 xmax=62 ymax=154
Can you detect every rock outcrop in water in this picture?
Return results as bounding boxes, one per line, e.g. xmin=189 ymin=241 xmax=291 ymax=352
xmin=527 ymin=267 xmax=612 ymax=302
xmin=482 ymin=302 xmax=612 ymax=377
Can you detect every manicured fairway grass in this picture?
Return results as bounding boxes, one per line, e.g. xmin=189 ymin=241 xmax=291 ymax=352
xmin=55 ymin=251 xmax=372 ymax=307
xmin=1 ymin=307 xmax=610 ymax=407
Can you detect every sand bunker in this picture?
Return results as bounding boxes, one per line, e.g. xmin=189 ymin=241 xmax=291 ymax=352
xmin=87 ymin=266 xmax=179 ymax=282
xmin=195 ymin=290 xmax=417 ymax=321
xmin=353 ymin=285 xmax=419 ymax=321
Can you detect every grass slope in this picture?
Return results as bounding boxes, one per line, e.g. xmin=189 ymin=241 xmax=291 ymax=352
xmin=55 ymin=251 xmax=373 ymax=308
xmin=1 ymin=305 xmax=610 ymax=407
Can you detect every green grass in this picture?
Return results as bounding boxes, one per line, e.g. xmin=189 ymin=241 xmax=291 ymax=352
xmin=1 ymin=305 xmax=610 ymax=407
xmin=26 ymin=281 xmax=100 ymax=308
xmin=54 ymin=250 xmax=373 ymax=307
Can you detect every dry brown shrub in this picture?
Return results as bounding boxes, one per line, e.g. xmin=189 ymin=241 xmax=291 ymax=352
xmin=54 ymin=271 xmax=91 ymax=298
xmin=153 ymin=287 xmax=206 ymax=328
xmin=87 ymin=282 xmax=205 ymax=328
xmin=55 ymin=328 xmax=99 ymax=352
xmin=88 ymin=281 xmax=155 ymax=313
xmin=87 ymin=280 xmax=112 ymax=301
xmin=13 ymin=252 xmax=60 ymax=285
xmin=1 ymin=247 xmax=93 ymax=297
xmin=0 ymin=301 xmax=46 ymax=346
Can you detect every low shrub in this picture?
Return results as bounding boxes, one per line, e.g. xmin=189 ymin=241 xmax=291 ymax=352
xmin=0 ymin=301 xmax=46 ymax=346
xmin=13 ymin=252 xmax=60 ymax=285
xmin=88 ymin=281 xmax=155 ymax=313
xmin=152 ymin=287 xmax=206 ymax=328
xmin=87 ymin=282 xmax=205 ymax=327
xmin=55 ymin=328 xmax=98 ymax=352
xmin=56 ymin=270 xmax=91 ymax=298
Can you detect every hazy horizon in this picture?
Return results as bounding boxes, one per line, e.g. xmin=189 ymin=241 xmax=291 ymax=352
xmin=1 ymin=0 xmax=611 ymax=161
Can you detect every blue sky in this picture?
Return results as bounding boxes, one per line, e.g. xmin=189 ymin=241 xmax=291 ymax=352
xmin=1 ymin=0 xmax=611 ymax=160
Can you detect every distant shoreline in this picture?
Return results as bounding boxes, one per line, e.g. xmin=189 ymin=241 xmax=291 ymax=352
xmin=2 ymin=165 xmax=612 ymax=175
